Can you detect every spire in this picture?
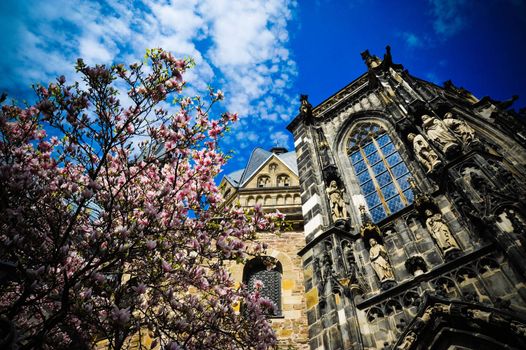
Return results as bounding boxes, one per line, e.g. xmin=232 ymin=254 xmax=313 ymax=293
xmin=360 ymin=49 xmax=382 ymax=69
xmin=299 ymin=94 xmax=312 ymax=116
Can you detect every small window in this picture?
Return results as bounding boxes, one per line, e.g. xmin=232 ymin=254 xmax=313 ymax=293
xmin=257 ymin=175 xmax=270 ymax=188
xmin=348 ymin=123 xmax=414 ymax=222
xmin=243 ymin=257 xmax=282 ymax=317
xmin=277 ymin=174 xmax=290 ymax=187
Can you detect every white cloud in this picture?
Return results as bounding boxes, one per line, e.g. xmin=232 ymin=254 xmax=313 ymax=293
xmin=79 ymin=37 xmax=114 ymax=64
xmin=236 ymin=131 xmax=259 ymax=142
xmin=270 ymin=131 xmax=290 ymax=148
xmin=2 ymin=0 xmax=298 ymax=152
xmin=428 ymin=0 xmax=468 ymax=38
xmin=398 ymin=32 xmax=424 ymax=48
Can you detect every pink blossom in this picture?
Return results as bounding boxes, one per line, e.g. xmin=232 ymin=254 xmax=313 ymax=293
xmin=111 ymin=306 xmax=130 ymax=325
xmin=132 ymin=283 xmax=147 ymax=294
xmin=253 ymin=279 xmax=264 ymax=290
xmin=146 ymin=240 xmax=157 ymax=250
xmin=0 ymin=48 xmax=278 ymax=349
xmin=161 ymin=260 xmax=172 ymax=272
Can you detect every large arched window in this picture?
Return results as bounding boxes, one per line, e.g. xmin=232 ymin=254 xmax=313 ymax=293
xmin=243 ymin=257 xmax=282 ymax=317
xmin=348 ymin=122 xmax=414 ymax=222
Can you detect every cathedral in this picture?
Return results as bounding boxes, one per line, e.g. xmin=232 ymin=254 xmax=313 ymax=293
xmin=222 ymin=46 xmax=526 ymax=349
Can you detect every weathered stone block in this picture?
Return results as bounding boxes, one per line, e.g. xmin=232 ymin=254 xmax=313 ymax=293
xmin=305 ymin=287 xmax=319 ymax=310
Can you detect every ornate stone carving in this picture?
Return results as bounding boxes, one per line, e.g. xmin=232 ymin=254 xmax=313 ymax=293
xmin=488 ymin=159 xmax=525 ymax=197
xmin=396 ymin=331 xmax=416 ymax=350
xmin=326 ymin=180 xmax=348 ymax=221
xmin=257 ymin=175 xmax=270 ymax=187
xmin=342 ymin=241 xmax=362 ymax=293
xmin=424 ymin=209 xmax=461 ymax=256
xmin=361 ymin=49 xmax=382 ymax=69
xmin=277 ymin=174 xmax=290 ymax=187
xmin=443 ymin=112 xmax=478 ymax=145
xmin=342 ymin=241 xmax=355 ymax=276
xmin=467 ymin=308 xmax=491 ymax=322
xmin=368 ymin=238 xmax=395 ymax=284
xmin=407 ymin=133 xmax=442 ymax=173
xmin=405 ymin=256 xmax=428 ymax=276
xmin=321 ymin=246 xmax=334 ymax=281
xmin=511 ymin=321 xmax=526 ymax=337
xmin=299 ymin=94 xmax=313 ymax=120
xmin=505 ymin=208 xmax=526 ymax=236
xmin=313 ymin=257 xmax=323 ymax=283
xmin=334 ymin=244 xmax=346 ymax=276
xmin=421 ymin=114 xmax=459 ymax=156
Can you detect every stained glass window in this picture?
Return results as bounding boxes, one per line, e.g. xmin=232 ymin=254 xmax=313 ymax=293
xmin=348 ymin=123 xmax=414 ymax=222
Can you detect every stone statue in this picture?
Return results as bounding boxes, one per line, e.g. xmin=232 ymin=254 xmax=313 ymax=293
xmin=397 ymin=331 xmax=416 ymax=350
xmin=442 ymin=112 xmax=477 ymax=145
xmin=342 ymin=241 xmax=357 ymax=281
xmin=467 ymin=309 xmax=491 ymax=322
xmin=424 ymin=209 xmax=460 ymax=254
xmin=321 ymin=244 xmax=333 ymax=280
xmin=299 ymin=94 xmax=312 ymax=117
xmin=421 ymin=114 xmax=459 ymax=155
xmin=343 ymin=241 xmax=355 ymax=266
xmin=511 ymin=321 xmax=526 ymax=337
xmin=407 ymin=133 xmax=442 ymax=173
xmin=326 ymin=180 xmax=348 ymax=221
xmin=368 ymin=238 xmax=395 ymax=283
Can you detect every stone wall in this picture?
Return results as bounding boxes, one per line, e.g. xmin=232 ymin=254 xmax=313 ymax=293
xmin=287 ymin=47 xmax=526 ymax=349
xmin=230 ymin=230 xmax=309 ymax=349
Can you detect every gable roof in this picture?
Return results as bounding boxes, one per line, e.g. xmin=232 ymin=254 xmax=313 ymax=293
xmin=224 ymin=169 xmax=244 ymax=186
xmin=239 ymin=148 xmax=273 ymax=185
xmin=224 ymin=147 xmax=298 ymax=189
xmin=277 ymin=151 xmax=298 ymax=174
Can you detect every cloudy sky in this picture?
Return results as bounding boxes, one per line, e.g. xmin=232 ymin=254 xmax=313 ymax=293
xmin=1 ymin=0 xmax=525 ymax=176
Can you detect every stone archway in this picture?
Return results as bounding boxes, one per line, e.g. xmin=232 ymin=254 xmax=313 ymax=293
xmin=394 ymin=294 xmax=526 ymax=350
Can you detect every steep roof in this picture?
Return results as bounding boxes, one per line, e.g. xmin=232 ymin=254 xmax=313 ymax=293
xmin=239 ymin=148 xmax=273 ymax=185
xmin=278 ymin=151 xmax=298 ymax=174
xmin=225 ymin=147 xmax=298 ymax=189
xmin=224 ymin=169 xmax=244 ymax=186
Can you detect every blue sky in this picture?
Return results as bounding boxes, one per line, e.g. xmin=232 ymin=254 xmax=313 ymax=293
xmin=1 ymin=0 xmax=525 ymax=177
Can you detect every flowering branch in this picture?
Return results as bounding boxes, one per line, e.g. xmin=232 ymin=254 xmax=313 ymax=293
xmin=0 ymin=48 xmax=281 ymax=350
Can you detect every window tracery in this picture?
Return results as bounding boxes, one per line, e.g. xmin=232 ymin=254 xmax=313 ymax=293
xmin=347 ymin=122 xmax=414 ymax=222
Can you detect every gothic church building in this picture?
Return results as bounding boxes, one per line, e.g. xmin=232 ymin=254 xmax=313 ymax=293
xmin=225 ymin=46 xmax=526 ymax=349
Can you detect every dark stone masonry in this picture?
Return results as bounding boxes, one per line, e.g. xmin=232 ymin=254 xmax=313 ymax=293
xmin=287 ymin=46 xmax=526 ymax=350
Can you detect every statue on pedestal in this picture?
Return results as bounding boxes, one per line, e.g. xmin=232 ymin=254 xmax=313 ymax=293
xmin=326 ymin=180 xmax=348 ymax=221
xmin=424 ymin=209 xmax=460 ymax=254
xmin=443 ymin=112 xmax=478 ymax=145
xmin=421 ymin=114 xmax=459 ymax=155
xmin=407 ymin=133 xmax=442 ymax=173
xmin=368 ymin=238 xmax=395 ymax=283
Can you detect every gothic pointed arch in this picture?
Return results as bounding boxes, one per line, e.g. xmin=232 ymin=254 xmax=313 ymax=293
xmin=394 ymin=294 xmax=526 ymax=350
xmin=340 ymin=118 xmax=415 ymax=222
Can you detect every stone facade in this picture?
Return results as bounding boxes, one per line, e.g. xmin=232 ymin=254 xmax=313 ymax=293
xmin=221 ymin=147 xmax=309 ymax=349
xmin=287 ymin=47 xmax=526 ymax=349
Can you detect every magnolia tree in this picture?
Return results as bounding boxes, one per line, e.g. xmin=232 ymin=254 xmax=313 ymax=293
xmin=0 ymin=49 xmax=283 ymax=350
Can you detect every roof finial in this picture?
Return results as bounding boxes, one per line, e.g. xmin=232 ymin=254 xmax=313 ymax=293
xmin=361 ymin=49 xmax=382 ymax=69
